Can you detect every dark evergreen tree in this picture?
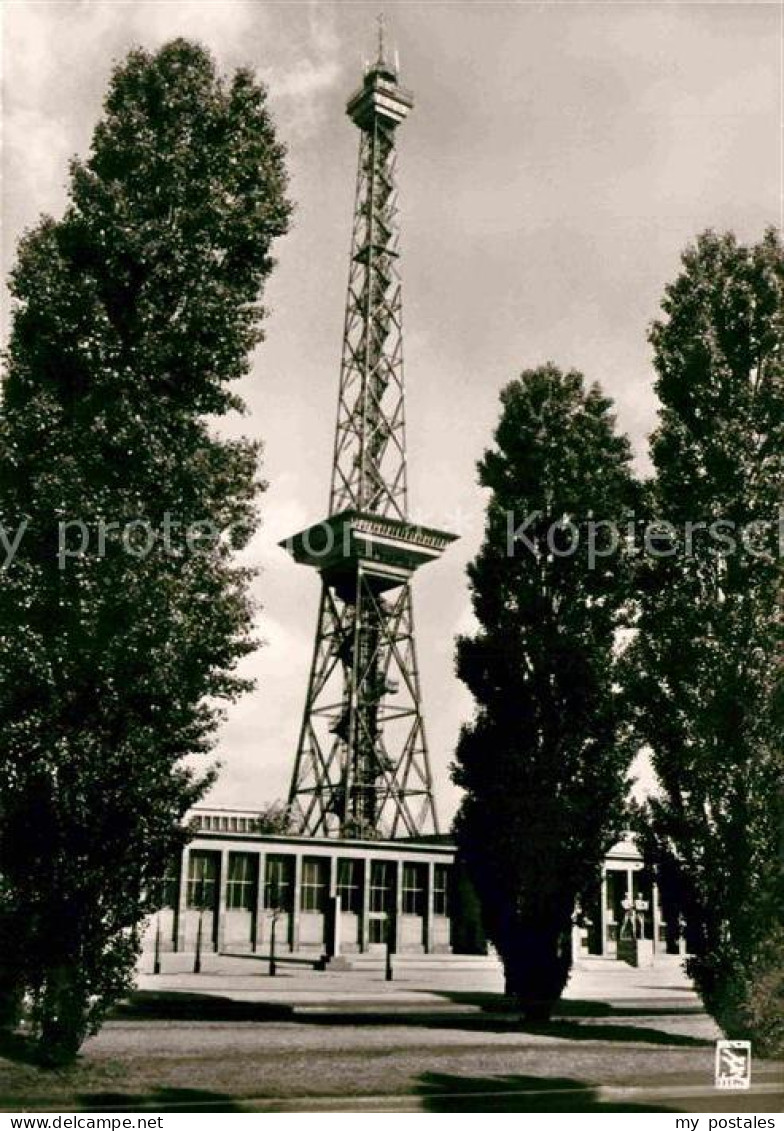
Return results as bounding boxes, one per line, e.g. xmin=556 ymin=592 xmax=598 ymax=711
xmin=0 ymin=40 xmax=290 ymax=1061
xmin=453 ymin=365 xmax=639 ymax=1021
xmin=627 ymin=231 xmax=783 ymax=1054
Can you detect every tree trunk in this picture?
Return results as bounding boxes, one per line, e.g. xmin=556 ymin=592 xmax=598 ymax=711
xmin=0 ymin=971 xmax=24 ymax=1031
xmin=502 ymin=922 xmax=572 ymax=1023
xmin=37 ymin=965 xmax=89 ymax=1065
xmin=0 ymin=916 xmax=24 ymax=1031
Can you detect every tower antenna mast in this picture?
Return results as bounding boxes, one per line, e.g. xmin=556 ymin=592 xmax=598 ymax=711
xmin=377 ymin=11 xmax=385 ymax=63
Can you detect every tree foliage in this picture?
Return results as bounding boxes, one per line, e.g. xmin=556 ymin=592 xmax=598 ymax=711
xmin=627 ymin=230 xmax=784 ymax=1053
xmin=0 ymin=39 xmax=290 ymax=1061
xmin=250 ymin=802 xmax=297 ymax=836
xmin=453 ymin=365 xmax=639 ymax=1020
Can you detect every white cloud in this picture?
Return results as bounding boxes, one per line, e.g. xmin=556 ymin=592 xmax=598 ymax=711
xmin=263 ymin=1 xmax=344 ymax=138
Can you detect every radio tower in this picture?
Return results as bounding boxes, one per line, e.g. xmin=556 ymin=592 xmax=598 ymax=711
xmin=282 ymin=23 xmax=456 ymax=839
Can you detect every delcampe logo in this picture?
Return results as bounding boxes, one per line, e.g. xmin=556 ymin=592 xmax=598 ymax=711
xmin=714 ymin=1040 xmax=751 ymax=1090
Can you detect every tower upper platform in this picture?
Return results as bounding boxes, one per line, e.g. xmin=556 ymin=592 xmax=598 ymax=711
xmin=346 ymin=61 xmax=414 ymax=131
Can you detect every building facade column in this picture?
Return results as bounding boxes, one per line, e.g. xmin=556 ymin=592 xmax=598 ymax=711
xmin=253 ymin=850 xmax=266 ymax=953
xmin=328 ymin=893 xmax=342 ymax=960
xmin=598 ymin=868 xmax=608 ymax=957
xmin=392 ymin=858 xmax=403 ymax=952
xmin=651 ymin=871 xmax=661 ymax=955
xmin=175 ymin=846 xmax=190 ymax=951
xmin=360 ymin=856 xmax=371 ymax=953
xmin=424 ymin=861 xmax=435 ymax=954
xmin=291 ymin=851 xmax=303 ymax=952
xmin=326 ymin=855 xmax=340 ymax=959
xmin=216 ymin=849 xmax=229 ymax=952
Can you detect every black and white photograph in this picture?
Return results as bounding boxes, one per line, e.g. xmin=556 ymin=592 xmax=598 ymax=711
xmin=0 ymin=0 xmax=782 ymax=1120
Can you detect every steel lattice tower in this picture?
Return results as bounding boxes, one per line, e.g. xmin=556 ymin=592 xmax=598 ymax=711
xmin=281 ymin=39 xmax=456 ymax=840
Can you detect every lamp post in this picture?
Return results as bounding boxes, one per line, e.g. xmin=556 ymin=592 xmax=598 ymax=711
xmin=267 ymin=878 xmax=285 ymax=977
xmin=153 ymin=913 xmax=162 ymax=976
xmin=385 ymin=909 xmax=396 ymax=982
xmin=269 ymin=909 xmax=279 ymax=977
xmin=193 ymin=878 xmax=210 ymax=975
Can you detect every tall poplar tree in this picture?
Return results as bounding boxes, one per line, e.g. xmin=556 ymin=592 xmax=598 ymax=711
xmin=628 ymin=231 xmax=783 ymax=1053
xmin=0 ymin=40 xmax=290 ymax=1060
xmin=453 ymin=365 xmax=639 ymax=1021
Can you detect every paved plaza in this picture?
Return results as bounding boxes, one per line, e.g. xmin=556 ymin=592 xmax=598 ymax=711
xmin=1 ymin=958 xmax=782 ymax=1112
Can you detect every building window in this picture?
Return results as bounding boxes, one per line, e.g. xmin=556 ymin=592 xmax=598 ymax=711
xmin=402 ymin=863 xmax=425 ymax=915
xmin=337 ymin=859 xmax=362 ymax=914
xmin=150 ymin=865 xmax=179 ymax=909
xmin=227 ymin=853 xmax=258 ymax=911
xmin=369 ymin=861 xmax=393 ymax=914
xmin=186 ymin=851 xmax=218 ymax=909
xmin=162 ymin=865 xmax=179 ymax=909
xmin=301 ymin=858 xmax=328 ymax=912
xmin=369 ymin=916 xmax=388 ymax=944
xmin=433 ymin=864 xmax=449 ymax=917
xmin=265 ymin=855 xmax=293 ymax=911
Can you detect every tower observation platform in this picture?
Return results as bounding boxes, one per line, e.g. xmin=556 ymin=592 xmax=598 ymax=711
xmin=281 ymin=38 xmax=457 ymax=841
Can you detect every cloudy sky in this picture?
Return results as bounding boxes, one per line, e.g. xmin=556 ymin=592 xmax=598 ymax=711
xmin=2 ymin=0 xmax=780 ymax=825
